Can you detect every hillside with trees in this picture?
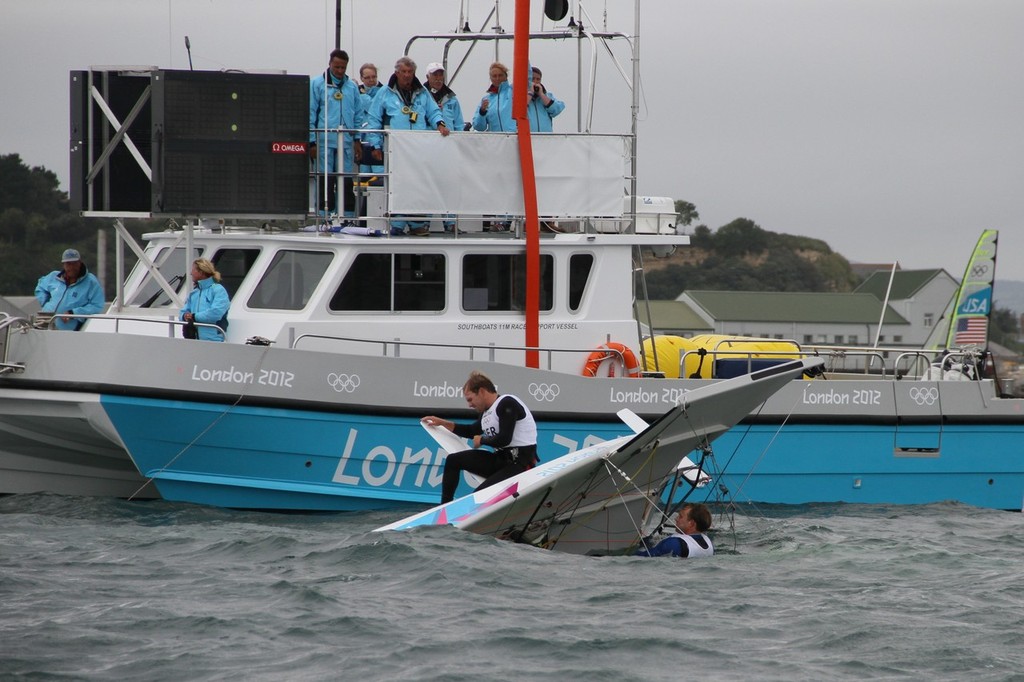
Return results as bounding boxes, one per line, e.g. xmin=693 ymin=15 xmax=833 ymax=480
xmin=0 ymin=153 xmax=163 ymax=296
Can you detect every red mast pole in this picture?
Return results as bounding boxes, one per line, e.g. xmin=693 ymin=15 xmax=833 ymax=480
xmin=512 ymin=0 xmax=540 ymax=369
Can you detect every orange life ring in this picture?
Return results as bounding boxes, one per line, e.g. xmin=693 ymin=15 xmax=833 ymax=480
xmin=582 ymin=342 xmax=641 ymax=378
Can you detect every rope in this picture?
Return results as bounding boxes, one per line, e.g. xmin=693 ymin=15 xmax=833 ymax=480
xmin=127 ymin=342 xmax=276 ymax=501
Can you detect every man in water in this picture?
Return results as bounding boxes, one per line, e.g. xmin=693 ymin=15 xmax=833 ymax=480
xmin=635 ymin=503 xmax=715 ymax=558
xmin=422 ymin=371 xmax=538 ymax=504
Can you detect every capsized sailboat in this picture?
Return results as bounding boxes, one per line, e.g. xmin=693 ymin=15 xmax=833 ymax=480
xmin=376 ymin=358 xmax=823 ymax=555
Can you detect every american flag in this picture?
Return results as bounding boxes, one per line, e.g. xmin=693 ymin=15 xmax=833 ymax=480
xmin=954 ymin=317 xmax=988 ymax=345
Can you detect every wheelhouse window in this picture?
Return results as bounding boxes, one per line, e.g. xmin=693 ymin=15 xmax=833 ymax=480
xmin=462 ymin=254 xmax=553 ymax=312
xmin=330 ymin=253 xmax=446 ymax=312
xmin=568 ymin=254 xmax=593 ymax=312
xmin=249 ymin=250 xmax=332 ymax=310
xmin=128 ymin=246 xmax=193 ymax=307
xmin=211 ymin=249 xmax=260 ymax=300
xmin=127 ymin=247 xmax=260 ymax=307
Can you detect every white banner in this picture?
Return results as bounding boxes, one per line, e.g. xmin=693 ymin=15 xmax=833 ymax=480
xmin=387 ymin=130 xmax=626 ymax=217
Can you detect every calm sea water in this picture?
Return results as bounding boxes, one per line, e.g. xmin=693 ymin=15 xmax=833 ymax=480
xmin=2 ymin=493 xmax=1023 ymax=681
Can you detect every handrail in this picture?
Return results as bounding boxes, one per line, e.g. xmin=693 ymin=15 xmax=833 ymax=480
xmin=32 ymin=313 xmax=226 ymax=340
xmin=292 ymin=331 xmax=604 ymax=371
xmin=0 ymin=313 xmax=31 ymax=373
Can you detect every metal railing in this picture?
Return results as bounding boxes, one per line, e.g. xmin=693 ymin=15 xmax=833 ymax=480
xmin=292 ymin=331 xmax=611 ymax=372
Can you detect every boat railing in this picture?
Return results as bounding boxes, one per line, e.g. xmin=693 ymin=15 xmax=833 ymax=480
xmin=679 ymin=345 xmax=900 ymax=380
xmin=292 ymin=331 xmax=605 ymax=371
xmin=54 ymin=313 xmax=226 ymax=340
xmin=0 ymin=313 xmax=31 ymax=374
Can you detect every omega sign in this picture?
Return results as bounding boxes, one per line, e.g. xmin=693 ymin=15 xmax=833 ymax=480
xmin=271 ymin=141 xmax=307 ymax=154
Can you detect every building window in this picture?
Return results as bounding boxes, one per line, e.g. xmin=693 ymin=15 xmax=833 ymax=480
xmin=924 ymin=313 xmax=934 ymax=327
xmin=893 ymin=335 xmax=903 ymax=343
xmin=803 ymin=335 xmax=813 ymax=344
xmin=834 ymin=335 xmax=844 ymax=344
xmin=848 ymin=335 xmax=859 ymax=345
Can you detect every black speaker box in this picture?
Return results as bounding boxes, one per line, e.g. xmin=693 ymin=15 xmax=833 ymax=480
xmin=70 ymin=69 xmax=310 ymax=217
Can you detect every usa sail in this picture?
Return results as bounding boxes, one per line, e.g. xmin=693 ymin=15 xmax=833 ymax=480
xmin=943 ymin=229 xmax=998 ymax=349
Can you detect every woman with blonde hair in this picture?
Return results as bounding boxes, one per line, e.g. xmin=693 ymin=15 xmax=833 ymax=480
xmin=180 ymin=258 xmax=230 ymax=341
xmin=472 ymin=61 xmax=514 ymax=131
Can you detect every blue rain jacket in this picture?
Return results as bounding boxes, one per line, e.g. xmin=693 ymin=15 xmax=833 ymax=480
xmin=526 ymin=89 xmax=565 ymax=132
xmin=35 ymin=266 xmax=105 ymax=331
xmin=180 ymin=278 xmax=230 ymax=342
xmin=471 ymin=81 xmax=515 ymax=132
xmin=359 ymin=83 xmax=385 ymax=173
xmin=472 ymin=81 xmax=565 ymax=132
xmin=365 ymin=75 xmax=445 ymax=149
xmin=431 ymin=86 xmax=466 ymax=132
xmin=309 ymin=70 xmax=363 ymax=172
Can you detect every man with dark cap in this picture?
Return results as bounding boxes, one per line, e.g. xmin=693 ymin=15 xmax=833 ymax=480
xmin=34 ymin=248 xmax=105 ymax=330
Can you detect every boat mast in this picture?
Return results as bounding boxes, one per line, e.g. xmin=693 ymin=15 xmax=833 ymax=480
xmin=512 ymin=0 xmax=541 ymax=368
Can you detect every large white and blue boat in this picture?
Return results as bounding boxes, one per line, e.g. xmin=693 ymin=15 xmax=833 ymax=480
xmin=1 ymin=2 xmax=1020 ymax=511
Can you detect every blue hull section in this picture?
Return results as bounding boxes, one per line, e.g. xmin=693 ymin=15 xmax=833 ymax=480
xmin=102 ymin=396 xmax=1024 ymax=511
xmin=708 ymin=423 xmax=1024 ymax=511
xmin=101 ymin=395 xmax=630 ymax=511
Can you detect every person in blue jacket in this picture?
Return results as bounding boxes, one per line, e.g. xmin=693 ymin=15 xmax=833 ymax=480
xmin=425 ymin=62 xmax=466 ymax=132
xmin=472 ymin=63 xmax=566 ymax=133
xmin=472 ymin=62 xmax=515 ymax=132
xmin=35 ymin=248 xmax=105 ymax=331
xmin=365 ymin=56 xmax=450 ymax=236
xmin=635 ymin=504 xmax=715 ymax=558
xmin=357 ymin=63 xmax=385 ymax=180
xmin=527 ymin=66 xmax=565 ymax=132
xmin=425 ymin=62 xmax=465 ymax=232
xmin=180 ymin=258 xmax=230 ymax=342
xmin=309 ymin=49 xmax=364 ymax=218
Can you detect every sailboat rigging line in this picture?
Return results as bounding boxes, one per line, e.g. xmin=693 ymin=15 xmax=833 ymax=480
xmin=726 ymin=392 xmax=803 ymax=505
xmin=512 ymin=486 xmax=554 ymax=544
xmin=127 ymin=342 xmax=276 ymax=501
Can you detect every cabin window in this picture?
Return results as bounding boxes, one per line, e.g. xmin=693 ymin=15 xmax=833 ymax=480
xmin=568 ymin=254 xmax=593 ymax=311
xmin=462 ymin=254 xmax=553 ymax=312
xmin=330 ymin=253 xmax=446 ymax=312
xmin=248 ymin=250 xmax=332 ymax=310
xmin=210 ymin=249 xmax=260 ymax=300
xmin=128 ymin=246 xmax=193 ymax=307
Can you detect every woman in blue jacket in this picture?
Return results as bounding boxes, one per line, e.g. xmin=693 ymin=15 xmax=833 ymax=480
xmin=472 ymin=62 xmax=515 ymax=132
xmin=180 ymin=258 xmax=230 ymax=342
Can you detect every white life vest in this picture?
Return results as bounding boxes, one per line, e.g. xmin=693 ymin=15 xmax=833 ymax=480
xmin=480 ymin=394 xmax=537 ymax=447
xmin=671 ymin=532 xmax=715 ymax=558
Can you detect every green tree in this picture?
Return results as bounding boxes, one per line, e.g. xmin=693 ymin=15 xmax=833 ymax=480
xmin=674 ymin=200 xmax=699 ymax=227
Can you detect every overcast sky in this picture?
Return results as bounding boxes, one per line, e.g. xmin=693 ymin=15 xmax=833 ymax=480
xmin=2 ymin=0 xmax=1021 ymax=280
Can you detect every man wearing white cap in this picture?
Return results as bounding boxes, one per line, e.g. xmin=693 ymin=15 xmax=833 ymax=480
xmin=34 ymin=248 xmax=105 ymax=331
xmin=425 ymin=62 xmax=465 ymax=233
xmin=425 ymin=62 xmax=465 ymax=133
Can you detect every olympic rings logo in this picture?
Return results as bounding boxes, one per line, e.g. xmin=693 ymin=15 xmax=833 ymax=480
xmin=327 ymin=373 xmax=361 ymax=392
xmin=528 ymin=382 xmax=561 ymax=402
xmin=970 ymin=264 xmax=989 ymax=278
xmin=908 ymin=386 xmax=938 ymax=406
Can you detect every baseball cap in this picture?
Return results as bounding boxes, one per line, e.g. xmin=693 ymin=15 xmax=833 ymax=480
xmin=426 ymin=62 xmax=445 ymax=75
xmin=61 ymin=248 xmax=81 ymax=262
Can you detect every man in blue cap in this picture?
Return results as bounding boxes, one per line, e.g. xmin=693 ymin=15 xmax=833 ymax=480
xmin=34 ymin=248 xmax=105 ymax=330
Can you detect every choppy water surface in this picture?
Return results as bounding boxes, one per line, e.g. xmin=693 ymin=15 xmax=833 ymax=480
xmin=2 ymin=494 xmax=1023 ymax=681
